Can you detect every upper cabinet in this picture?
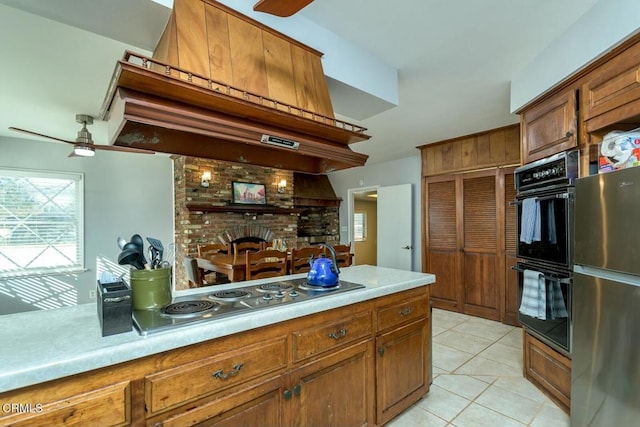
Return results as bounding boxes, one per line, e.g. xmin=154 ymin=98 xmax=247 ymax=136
xmin=419 ymin=124 xmax=520 ymax=176
xmin=581 ymin=38 xmax=640 ymax=134
xmin=521 ymin=88 xmax=578 ymax=164
xmin=518 ymin=33 xmax=640 ymax=174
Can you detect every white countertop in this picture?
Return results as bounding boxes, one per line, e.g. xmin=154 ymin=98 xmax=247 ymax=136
xmin=0 ymin=265 xmax=435 ymax=393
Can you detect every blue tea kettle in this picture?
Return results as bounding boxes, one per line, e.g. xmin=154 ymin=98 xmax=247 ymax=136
xmin=307 ymin=244 xmax=340 ymax=287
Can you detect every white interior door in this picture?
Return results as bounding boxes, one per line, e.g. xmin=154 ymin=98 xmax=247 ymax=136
xmin=377 ymin=184 xmax=412 ymax=270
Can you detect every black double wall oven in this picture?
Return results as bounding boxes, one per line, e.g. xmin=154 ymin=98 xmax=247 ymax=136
xmin=513 ymin=150 xmax=578 ymax=357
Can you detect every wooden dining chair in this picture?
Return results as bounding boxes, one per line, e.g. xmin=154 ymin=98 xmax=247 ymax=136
xmin=197 ymin=243 xmax=230 ymax=257
xmin=183 ymin=256 xmax=205 ymax=288
xmin=196 ymin=243 xmax=231 ymax=284
xmin=332 ymin=243 xmax=352 ymax=267
xmin=289 ymin=246 xmax=323 ymax=274
xmin=245 ymin=249 xmax=287 ymax=280
xmin=233 ymin=241 xmax=263 ymax=254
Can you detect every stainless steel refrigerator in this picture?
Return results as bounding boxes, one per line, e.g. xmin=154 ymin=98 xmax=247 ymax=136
xmin=572 ymin=166 xmax=640 ymax=426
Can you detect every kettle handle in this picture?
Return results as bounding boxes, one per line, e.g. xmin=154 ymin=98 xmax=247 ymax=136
xmin=319 ymin=244 xmax=340 ymax=275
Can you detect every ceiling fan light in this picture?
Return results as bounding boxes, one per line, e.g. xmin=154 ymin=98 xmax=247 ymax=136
xmin=74 ymin=144 xmax=95 ymax=157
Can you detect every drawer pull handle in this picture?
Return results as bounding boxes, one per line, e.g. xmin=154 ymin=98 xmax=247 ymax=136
xmin=104 ymin=295 xmax=131 ymax=303
xmin=328 ymin=328 xmax=347 ymax=340
xmin=399 ymin=307 xmax=413 ymax=316
xmin=212 ymin=363 xmax=244 ymax=380
xmin=284 ymin=389 xmax=292 ymax=400
xmin=293 ymin=384 xmax=302 ymax=396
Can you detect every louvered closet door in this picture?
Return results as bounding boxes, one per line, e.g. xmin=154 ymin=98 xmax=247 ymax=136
xmin=461 ymin=170 xmax=500 ymax=320
xmin=502 ymin=168 xmax=519 ymax=325
xmin=424 ymin=176 xmax=461 ymax=311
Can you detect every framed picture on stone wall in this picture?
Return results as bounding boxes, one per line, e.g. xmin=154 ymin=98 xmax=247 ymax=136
xmin=232 ymin=181 xmax=267 ymax=205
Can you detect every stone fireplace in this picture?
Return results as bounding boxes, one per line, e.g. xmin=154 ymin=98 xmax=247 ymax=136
xmin=173 ymin=156 xmax=339 ymax=289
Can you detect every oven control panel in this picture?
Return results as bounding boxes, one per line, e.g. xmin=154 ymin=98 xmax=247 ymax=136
xmin=515 ymin=150 xmax=579 ymax=192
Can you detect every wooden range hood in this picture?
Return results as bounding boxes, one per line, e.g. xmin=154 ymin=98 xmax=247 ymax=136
xmin=99 ymin=0 xmax=370 ymax=174
xmin=293 ymin=172 xmax=342 ymax=207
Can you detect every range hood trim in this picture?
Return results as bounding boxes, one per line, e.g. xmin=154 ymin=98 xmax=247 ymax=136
xmin=107 ymin=88 xmax=369 ymax=173
xmin=100 ymin=52 xmax=371 ymax=145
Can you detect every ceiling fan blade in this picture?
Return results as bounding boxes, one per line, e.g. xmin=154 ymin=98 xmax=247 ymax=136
xmin=253 ymin=0 xmax=314 ymax=17
xmin=10 ymin=126 xmax=153 ymax=155
xmin=93 ymin=144 xmax=155 ymax=155
xmin=8 ymin=127 xmax=75 ymax=145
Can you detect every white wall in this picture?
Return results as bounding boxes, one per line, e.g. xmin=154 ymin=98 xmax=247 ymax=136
xmin=329 ymin=155 xmax=422 ymax=271
xmin=0 ymin=137 xmax=174 ymax=314
xmin=511 ymin=0 xmax=640 ymax=111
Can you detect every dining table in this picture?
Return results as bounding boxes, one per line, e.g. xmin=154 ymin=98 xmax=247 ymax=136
xmin=196 ymin=250 xmax=353 ymax=284
xmin=196 ymin=254 xmax=248 ymax=282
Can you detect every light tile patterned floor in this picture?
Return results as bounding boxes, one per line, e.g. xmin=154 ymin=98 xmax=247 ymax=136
xmin=387 ymin=309 xmax=570 ymax=427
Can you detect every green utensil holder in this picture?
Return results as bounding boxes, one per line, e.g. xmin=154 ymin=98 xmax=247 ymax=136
xmin=130 ymin=267 xmax=172 ymax=310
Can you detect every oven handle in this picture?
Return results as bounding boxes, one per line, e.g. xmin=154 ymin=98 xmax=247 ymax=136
xmin=509 ymin=193 xmax=571 ymax=206
xmin=511 ymin=265 xmax=572 ymax=284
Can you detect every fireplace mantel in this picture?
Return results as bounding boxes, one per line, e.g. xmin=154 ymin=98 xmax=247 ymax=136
xmin=186 ymin=203 xmax=303 ymax=215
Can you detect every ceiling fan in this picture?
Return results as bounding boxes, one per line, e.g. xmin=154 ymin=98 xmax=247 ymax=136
xmin=9 ymin=114 xmax=154 ymax=157
xmin=253 ymin=0 xmax=314 ymax=17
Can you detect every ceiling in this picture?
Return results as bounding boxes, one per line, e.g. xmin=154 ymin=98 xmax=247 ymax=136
xmin=0 ymin=0 xmax=600 ymax=166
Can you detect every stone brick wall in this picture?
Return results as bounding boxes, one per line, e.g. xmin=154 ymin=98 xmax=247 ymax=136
xmin=173 ymin=156 xmax=339 ymax=289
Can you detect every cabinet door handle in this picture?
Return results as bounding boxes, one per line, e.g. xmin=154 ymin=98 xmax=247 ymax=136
xmin=212 ymin=363 xmax=244 ymax=380
xmin=399 ymin=307 xmax=413 ymax=316
xmin=293 ymin=384 xmax=302 ymax=396
xmin=378 ymin=347 xmax=385 ymax=357
xmin=566 ymin=131 xmax=574 ymax=138
xmin=328 ymin=328 xmax=347 ymax=340
xmin=283 ymin=389 xmax=292 ymax=400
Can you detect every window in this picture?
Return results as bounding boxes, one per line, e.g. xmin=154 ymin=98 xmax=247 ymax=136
xmin=0 ymin=168 xmax=84 ymax=278
xmin=354 ymin=212 xmax=367 ymax=242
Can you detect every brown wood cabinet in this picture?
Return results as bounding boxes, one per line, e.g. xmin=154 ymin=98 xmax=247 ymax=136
xmin=375 ymin=294 xmax=430 ymax=425
xmin=581 ymin=37 xmax=640 ymax=134
xmin=523 ymin=331 xmax=571 ymax=413
xmin=420 ymin=125 xmax=519 ymax=325
xmin=292 ymin=341 xmax=373 ymax=427
xmin=0 ymin=286 xmax=431 ymax=427
xmin=423 ymin=174 xmax=459 ymax=312
xmin=502 ymin=168 xmax=519 ymax=326
xmin=521 ymin=88 xmax=578 ymax=164
xmin=424 ymin=168 xmax=510 ymax=322
xmin=419 ymin=124 xmax=520 ymax=176
xmin=0 ymin=380 xmax=132 ymax=427
xmin=156 ymin=377 xmax=285 ymax=427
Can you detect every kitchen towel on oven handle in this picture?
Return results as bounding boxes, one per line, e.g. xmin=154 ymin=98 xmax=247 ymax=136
xmin=548 ymin=280 xmax=568 ymax=319
xmin=519 ymin=198 xmax=541 ymax=244
xmin=519 ymin=269 xmax=546 ymax=319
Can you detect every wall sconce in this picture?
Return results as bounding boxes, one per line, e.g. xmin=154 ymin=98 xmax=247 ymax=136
xmin=201 ymin=171 xmax=211 ymax=188
xmin=277 ymin=179 xmax=287 ymax=193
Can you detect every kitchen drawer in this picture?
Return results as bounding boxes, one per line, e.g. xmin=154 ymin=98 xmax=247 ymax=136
xmin=0 ymin=381 xmax=131 ymax=427
xmin=292 ymin=311 xmax=372 ymax=362
xmin=376 ymin=295 xmax=428 ymax=333
xmin=145 ymin=336 xmax=287 ymax=414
